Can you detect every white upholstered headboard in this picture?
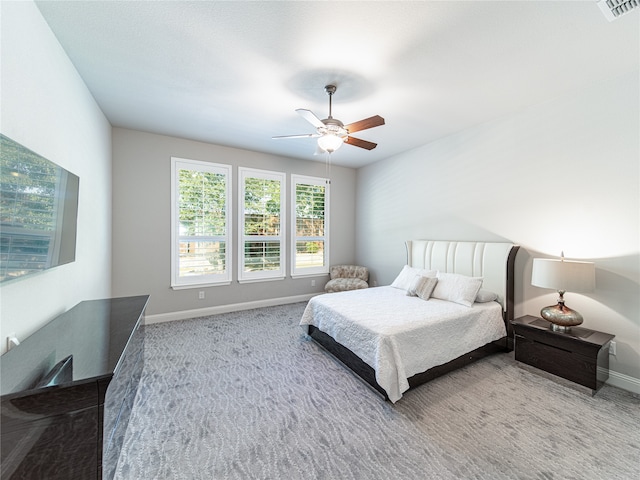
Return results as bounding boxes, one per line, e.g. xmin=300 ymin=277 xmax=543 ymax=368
xmin=406 ymin=240 xmax=519 ymax=319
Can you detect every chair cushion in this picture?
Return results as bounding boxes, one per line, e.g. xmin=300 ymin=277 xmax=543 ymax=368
xmin=324 ymin=278 xmax=369 ymax=293
xmin=329 ymin=265 xmax=369 ymax=282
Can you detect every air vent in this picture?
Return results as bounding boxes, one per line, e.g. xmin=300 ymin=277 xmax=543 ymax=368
xmin=598 ymin=0 xmax=640 ymax=21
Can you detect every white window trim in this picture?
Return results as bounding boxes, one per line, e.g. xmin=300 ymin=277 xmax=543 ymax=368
xmin=291 ymin=174 xmax=330 ymax=278
xmin=238 ymin=167 xmax=286 ymax=283
xmin=171 ymin=157 xmax=232 ymax=289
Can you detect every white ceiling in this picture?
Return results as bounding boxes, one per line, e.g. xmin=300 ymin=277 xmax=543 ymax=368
xmin=35 ymin=1 xmax=638 ymax=169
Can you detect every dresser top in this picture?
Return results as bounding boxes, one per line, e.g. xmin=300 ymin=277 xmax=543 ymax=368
xmin=1 ymin=295 xmax=149 ymax=396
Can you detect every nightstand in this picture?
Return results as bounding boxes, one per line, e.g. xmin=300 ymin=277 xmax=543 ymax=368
xmin=511 ymin=315 xmax=615 ymax=395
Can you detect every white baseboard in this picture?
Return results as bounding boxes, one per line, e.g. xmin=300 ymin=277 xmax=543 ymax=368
xmin=601 ymin=367 xmax=640 ymax=395
xmin=145 ymin=293 xmax=318 ymax=325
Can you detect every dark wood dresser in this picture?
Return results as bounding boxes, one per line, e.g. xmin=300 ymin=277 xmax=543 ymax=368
xmin=1 ymin=295 xmax=149 ymax=480
xmin=511 ymin=315 xmax=614 ymax=395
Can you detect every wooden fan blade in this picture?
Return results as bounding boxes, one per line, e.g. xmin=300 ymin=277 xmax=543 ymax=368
xmin=272 ymin=133 xmax=320 ymax=139
xmin=344 ymin=115 xmax=385 ymax=134
xmin=344 ymin=136 xmax=377 ymax=150
xmin=296 ymin=109 xmax=325 ymax=128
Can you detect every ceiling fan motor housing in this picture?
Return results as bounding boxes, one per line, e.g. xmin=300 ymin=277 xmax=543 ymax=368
xmin=320 ymin=117 xmax=347 ymax=137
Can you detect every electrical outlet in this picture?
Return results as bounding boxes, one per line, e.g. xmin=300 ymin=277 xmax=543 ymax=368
xmin=198 ymin=291 xmax=205 ymax=300
xmin=311 ymin=280 xmax=316 ymax=287
xmin=609 ymin=341 xmax=616 ymax=356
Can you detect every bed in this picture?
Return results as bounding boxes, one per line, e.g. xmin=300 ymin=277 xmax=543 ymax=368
xmin=300 ymin=240 xmax=519 ymax=402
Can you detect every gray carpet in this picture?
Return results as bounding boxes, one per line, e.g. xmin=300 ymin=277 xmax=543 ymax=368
xmin=114 ymin=303 xmax=640 ymax=480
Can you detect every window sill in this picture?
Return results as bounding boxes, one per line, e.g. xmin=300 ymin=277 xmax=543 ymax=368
xmin=291 ymin=273 xmax=329 ymax=279
xmin=171 ymin=281 xmax=232 ymax=290
xmin=238 ymin=276 xmax=285 ymax=284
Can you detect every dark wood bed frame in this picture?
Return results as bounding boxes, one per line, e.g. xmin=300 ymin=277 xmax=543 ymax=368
xmin=308 ymin=244 xmax=520 ymax=400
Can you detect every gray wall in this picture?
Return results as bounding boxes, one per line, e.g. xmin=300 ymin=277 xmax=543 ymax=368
xmin=356 ymin=71 xmax=640 ymax=386
xmin=0 ymin=1 xmax=113 ymax=354
xmin=111 ymin=128 xmax=357 ymax=317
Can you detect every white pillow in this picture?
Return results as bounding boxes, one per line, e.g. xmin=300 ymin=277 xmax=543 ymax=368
xmin=390 ymin=265 xmax=420 ymax=290
xmin=475 ymin=289 xmax=498 ymax=303
xmin=431 ymin=272 xmax=483 ymax=307
xmin=391 ymin=266 xmax=436 ymax=292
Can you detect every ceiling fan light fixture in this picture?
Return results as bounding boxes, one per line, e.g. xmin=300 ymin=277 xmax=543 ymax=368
xmin=317 ymin=133 xmax=344 ymax=153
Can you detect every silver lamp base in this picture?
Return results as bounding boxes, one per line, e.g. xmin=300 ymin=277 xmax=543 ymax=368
xmin=540 ymin=301 xmax=583 ymax=333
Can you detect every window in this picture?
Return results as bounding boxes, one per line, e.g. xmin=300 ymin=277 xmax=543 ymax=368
xmin=238 ymin=168 xmax=285 ymax=282
xmin=291 ymin=175 xmax=329 ymax=277
xmin=171 ymin=157 xmax=231 ymax=288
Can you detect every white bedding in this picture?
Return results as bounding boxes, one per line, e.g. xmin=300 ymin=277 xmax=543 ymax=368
xmin=300 ymin=286 xmax=506 ymax=402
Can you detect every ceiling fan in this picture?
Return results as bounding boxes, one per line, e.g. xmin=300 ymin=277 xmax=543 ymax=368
xmin=273 ymin=84 xmax=385 ymax=154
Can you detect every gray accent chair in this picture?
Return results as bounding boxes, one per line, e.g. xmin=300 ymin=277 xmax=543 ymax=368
xmin=324 ymin=265 xmax=369 ymax=293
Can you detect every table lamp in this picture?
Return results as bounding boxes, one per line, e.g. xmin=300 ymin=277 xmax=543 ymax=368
xmin=531 ymin=253 xmax=595 ymax=332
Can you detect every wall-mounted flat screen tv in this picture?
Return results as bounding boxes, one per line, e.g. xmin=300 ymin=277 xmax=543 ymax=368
xmin=0 ymin=134 xmax=79 ymax=283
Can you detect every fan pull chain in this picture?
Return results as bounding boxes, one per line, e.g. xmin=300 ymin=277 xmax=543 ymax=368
xmin=325 ymin=151 xmax=332 ymax=178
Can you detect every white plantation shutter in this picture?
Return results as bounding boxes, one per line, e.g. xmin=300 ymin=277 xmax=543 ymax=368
xmin=238 ymin=168 xmax=285 ymax=282
xmin=291 ymin=175 xmax=330 ymax=276
xmin=171 ymin=157 xmax=232 ymax=288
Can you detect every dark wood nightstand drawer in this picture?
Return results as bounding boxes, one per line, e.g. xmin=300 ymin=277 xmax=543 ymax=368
xmin=515 ymin=335 xmax=599 ymax=390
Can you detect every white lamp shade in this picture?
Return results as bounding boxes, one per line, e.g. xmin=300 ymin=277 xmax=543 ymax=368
xmin=531 ymin=258 xmax=595 ymax=293
xmin=317 ymin=134 xmax=344 ymax=153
